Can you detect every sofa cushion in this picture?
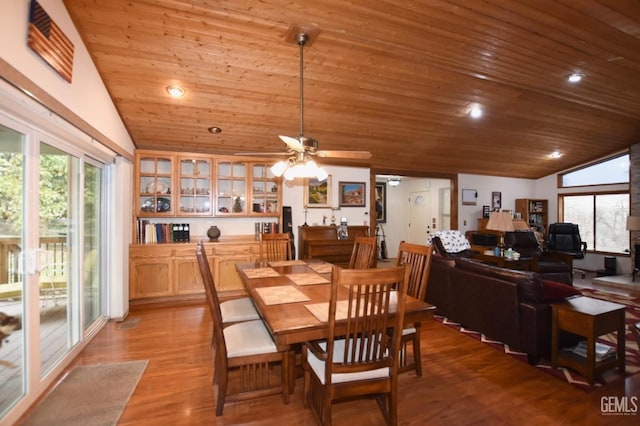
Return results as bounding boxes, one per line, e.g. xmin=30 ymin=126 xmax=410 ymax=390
xmin=541 ymin=280 xmax=582 ymax=301
xmin=454 ymin=258 xmax=544 ymax=303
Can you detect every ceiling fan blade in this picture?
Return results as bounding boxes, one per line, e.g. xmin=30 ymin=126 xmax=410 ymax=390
xmin=279 ymin=135 xmax=304 ymax=152
xmin=316 ymin=150 xmax=372 ymax=159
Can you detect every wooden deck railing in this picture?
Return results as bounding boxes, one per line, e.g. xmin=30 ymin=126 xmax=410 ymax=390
xmin=0 ymin=236 xmax=68 ymax=283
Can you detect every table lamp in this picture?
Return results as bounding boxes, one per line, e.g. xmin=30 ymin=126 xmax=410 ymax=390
xmin=486 ymin=211 xmax=514 ymax=256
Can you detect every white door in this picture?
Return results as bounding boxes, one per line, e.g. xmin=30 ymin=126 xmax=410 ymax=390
xmin=407 ymin=191 xmax=431 ymax=244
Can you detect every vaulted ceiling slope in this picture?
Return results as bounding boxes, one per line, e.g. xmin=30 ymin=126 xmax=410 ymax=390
xmin=63 ymin=0 xmax=640 ymax=179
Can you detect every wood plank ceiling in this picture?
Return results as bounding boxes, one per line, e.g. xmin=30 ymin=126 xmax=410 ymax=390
xmin=63 ymin=0 xmax=640 ymax=179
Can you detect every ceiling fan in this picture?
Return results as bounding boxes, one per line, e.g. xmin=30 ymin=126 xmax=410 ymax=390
xmin=238 ymin=25 xmax=372 ymax=169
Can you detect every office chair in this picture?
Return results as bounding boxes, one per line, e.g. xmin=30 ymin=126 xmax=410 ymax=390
xmin=546 ymin=223 xmax=587 ymax=279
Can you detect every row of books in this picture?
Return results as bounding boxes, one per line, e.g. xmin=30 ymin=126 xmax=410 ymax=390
xmin=136 ymin=220 xmax=191 ymax=243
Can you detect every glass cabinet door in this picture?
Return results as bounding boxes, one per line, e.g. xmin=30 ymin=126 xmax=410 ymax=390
xmin=216 ymin=160 xmax=246 ymax=215
xmin=178 ymin=157 xmax=212 ymax=215
xmin=138 ymin=155 xmax=173 ymax=215
xmin=250 ymin=163 xmax=280 ymax=216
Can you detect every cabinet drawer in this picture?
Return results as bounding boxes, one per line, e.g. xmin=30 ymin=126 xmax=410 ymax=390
xmin=130 ymin=245 xmax=173 ymax=259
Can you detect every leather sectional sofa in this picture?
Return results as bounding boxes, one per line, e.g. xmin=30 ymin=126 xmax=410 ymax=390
xmin=425 ymin=255 xmax=580 ymax=364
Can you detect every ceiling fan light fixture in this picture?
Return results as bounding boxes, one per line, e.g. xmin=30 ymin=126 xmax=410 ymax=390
xmin=388 ymin=176 xmax=401 ymax=187
xmin=270 ymin=160 xmax=289 ymax=177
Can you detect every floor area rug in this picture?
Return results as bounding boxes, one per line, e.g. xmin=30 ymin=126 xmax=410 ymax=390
xmin=21 ymin=360 xmax=148 ymax=426
xmin=435 ymin=288 xmax=640 ymax=392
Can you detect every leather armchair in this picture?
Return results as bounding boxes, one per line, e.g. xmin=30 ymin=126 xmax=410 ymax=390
xmin=505 ymin=231 xmax=573 ymax=284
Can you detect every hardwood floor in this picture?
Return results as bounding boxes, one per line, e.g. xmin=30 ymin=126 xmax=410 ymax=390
xmin=17 ymin=276 xmax=640 ymax=425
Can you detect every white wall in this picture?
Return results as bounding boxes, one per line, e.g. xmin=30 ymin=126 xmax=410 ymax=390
xmin=458 ymin=174 xmax=537 ymax=233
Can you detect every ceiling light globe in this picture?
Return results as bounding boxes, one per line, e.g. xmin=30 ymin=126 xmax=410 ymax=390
xmin=166 ymin=85 xmax=185 ymax=98
xmin=271 ymin=161 xmax=288 ymax=177
xmin=469 ymin=106 xmax=483 ymax=119
xmin=567 ymin=73 xmax=583 ymax=83
xmin=316 ymin=167 xmax=328 ymax=182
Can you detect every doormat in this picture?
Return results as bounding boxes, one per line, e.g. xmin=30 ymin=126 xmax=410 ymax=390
xmin=22 ymin=360 xmax=148 ymax=425
xmin=435 ymin=288 xmax=640 ymax=392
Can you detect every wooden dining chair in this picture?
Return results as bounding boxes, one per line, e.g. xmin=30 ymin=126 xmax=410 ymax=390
xmin=348 ymin=235 xmax=378 ymax=269
xmin=196 ymin=241 xmax=291 ymax=416
xmin=395 ymin=241 xmax=433 ymax=376
xmin=259 ymin=232 xmax=292 ymax=263
xmin=302 ymin=265 xmax=410 ymax=426
xmin=196 ymin=242 xmax=259 ymax=328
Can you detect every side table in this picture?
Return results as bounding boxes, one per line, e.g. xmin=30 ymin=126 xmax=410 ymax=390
xmin=551 ymin=296 xmax=626 ymax=384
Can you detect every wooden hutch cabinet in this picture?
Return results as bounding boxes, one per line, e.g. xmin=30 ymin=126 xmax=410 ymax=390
xmin=130 ymin=150 xmax=281 ymax=303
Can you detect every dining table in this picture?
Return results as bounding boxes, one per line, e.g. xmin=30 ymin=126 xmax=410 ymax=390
xmin=235 ymin=259 xmax=437 ymax=346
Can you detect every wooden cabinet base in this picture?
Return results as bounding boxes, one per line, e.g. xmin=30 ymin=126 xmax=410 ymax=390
xmin=129 ymin=237 xmax=259 ymax=302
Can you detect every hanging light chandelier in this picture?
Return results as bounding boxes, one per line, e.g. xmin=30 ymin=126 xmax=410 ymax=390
xmin=271 ymin=151 xmax=328 ymax=181
xmin=271 ymin=30 xmax=328 ymax=182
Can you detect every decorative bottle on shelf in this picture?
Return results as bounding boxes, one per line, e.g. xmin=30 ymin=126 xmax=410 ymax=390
xmin=233 ymin=196 xmax=242 ymax=213
xmin=207 ymin=225 xmax=221 ymax=242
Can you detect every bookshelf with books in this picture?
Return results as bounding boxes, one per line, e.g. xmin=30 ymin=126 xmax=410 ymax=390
xmin=515 ymin=198 xmax=548 ymax=236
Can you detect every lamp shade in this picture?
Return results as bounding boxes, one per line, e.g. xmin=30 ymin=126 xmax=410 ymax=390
xmin=512 ymin=219 xmax=530 ymax=231
xmin=486 ymin=211 xmax=515 ymax=232
xmin=627 ymin=216 xmax=640 ymax=231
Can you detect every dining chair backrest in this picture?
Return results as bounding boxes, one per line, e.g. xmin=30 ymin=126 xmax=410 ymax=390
xmin=395 ymin=241 xmax=433 ymax=301
xmin=196 ymin=241 xmax=227 ymax=358
xmin=348 ymin=236 xmax=378 ymax=269
xmin=325 ymin=265 xmax=409 ymax=382
xmin=259 ymin=232 xmax=292 ymax=262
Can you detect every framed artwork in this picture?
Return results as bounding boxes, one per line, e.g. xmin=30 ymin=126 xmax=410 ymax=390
xmin=491 ymin=191 xmax=502 ymax=211
xmin=375 ymin=182 xmax=386 ymax=223
xmin=461 ymin=189 xmax=478 ymax=205
xmin=303 ymin=175 xmax=332 ymax=208
xmin=339 ymin=181 xmax=366 ymax=207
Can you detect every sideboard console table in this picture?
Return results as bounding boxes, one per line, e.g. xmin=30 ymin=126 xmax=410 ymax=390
xmin=297 ymin=225 xmax=370 ymax=266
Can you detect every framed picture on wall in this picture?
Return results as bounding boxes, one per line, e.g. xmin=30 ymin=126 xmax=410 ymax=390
xmin=303 ymin=175 xmax=332 ymax=208
xmin=339 ymin=181 xmax=366 ymax=207
xmin=375 ymin=182 xmax=386 ymax=223
xmin=491 ymin=191 xmax=502 ymax=211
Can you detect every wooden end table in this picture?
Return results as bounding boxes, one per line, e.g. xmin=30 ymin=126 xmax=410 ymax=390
xmin=551 ymin=296 xmax=625 ymax=384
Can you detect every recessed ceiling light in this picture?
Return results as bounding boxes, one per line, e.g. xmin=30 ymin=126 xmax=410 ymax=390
xmin=549 ymin=151 xmax=562 ymax=159
xmin=469 ymin=105 xmax=483 ymax=119
xmin=166 ymin=85 xmax=185 ymax=98
xmin=208 ymin=126 xmax=222 ymax=134
xmin=567 ymin=73 xmax=583 ymax=83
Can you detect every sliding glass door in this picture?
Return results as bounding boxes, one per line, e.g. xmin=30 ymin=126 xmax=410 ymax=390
xmin=0 ymin=123 xmax=26 ymax=415
xmin=83 ymin=162 xmax=102 ymax=327
xmin=38 ymin=143 xmax=80 ymax=375
xmin=0 ymin=118 xmax=106 ymax=418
